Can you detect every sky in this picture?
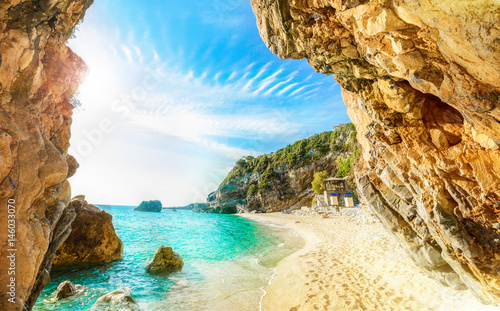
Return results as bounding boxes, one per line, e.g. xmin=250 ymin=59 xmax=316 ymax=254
xmin=68 ymin=0 xmax=349 ymax=206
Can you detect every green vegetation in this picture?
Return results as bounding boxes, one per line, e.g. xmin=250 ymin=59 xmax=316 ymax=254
xmin=258 ymin=182 xmax=269 ymax=190
xmin=312 ymin=171 xmax=329 ymax=194
xmin=69 ymin=91 xmax=83 ymax=109
xmin=65 ymin=19 xmax=84 ymax=39
xmin=336 ymin=140 xmax=361 ymax=178
xmin=336 ymin=157 xmax=352 ymax=178
xmin=247 ymin=184 xmax=257 ymax=196
xmin=223 ymin=123 xmax=360 ymax=185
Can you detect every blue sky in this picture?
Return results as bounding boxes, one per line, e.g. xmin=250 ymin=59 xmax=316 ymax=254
xmin=68 ymin=0 xmax=349 ymax=206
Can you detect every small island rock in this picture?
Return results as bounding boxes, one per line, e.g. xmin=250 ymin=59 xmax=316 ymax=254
xmin=134 ymin=200 xmax=162 ymax=212
xmin=54 ymin=281 xmax=83 ymax=300
xmin=91 ymin=288 xmax=139 ymax=311
xmin=146 ymin=246 xmax=184 ymax=275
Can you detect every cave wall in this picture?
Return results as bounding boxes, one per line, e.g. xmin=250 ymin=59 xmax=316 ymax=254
xmin=250 ymin=0 xmax=500 ymax=304
xmin=0 ymin=1 xmax=93 ymax=309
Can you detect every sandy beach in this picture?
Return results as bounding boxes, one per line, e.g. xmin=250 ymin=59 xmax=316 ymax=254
xmin=241 ymin=211 xmax=500 ymax=311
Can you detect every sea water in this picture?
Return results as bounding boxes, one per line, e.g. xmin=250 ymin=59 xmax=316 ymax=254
xmin=34 ymin=206 xmax=303 ymax=311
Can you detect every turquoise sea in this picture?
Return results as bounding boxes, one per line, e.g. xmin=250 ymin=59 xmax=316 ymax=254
xmin=34 ymin=206 xmax=302 ymax=310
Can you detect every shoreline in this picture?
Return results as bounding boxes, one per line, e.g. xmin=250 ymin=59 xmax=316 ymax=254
xmin=241 ymin=213 xmax=321 ymax=311
xmin=241 ymin=211 xmax=500 ymax=311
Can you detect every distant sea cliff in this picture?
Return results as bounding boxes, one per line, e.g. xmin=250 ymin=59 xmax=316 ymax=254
xmin=195 ymin=124 xmax=360 ymax=214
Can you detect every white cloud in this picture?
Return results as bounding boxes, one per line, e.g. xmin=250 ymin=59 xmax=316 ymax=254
xmin=277 ymin=82 xmax=299 ymax=96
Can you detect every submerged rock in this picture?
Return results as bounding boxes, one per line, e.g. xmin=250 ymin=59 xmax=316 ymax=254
xmin=146 ymin=246 xmax=184 ymax=275
xmin=134 ymin=200 xmax=162 ymax=212
xmin=53 ymin=196 xmax=123 ymax=265
xmin=54 ymin=281 xmax=83 ymax=300
xmin=91 ymin=288 xmax=139 ymax=311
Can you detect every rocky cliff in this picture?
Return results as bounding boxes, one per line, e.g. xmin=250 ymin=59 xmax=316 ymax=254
xmin=0 ymin=1 xmax=93 ymax=310
xmin=250 ymin=0 xmax=500 ymax=304
xmin=203 ymin=124 xmax=359 ymax=213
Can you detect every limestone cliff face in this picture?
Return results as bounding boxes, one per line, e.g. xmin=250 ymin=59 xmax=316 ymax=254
xmin=0 ymin=1 xmax=93 ymax=310
xmin=250 ymin=0 xmax=500 ymax=304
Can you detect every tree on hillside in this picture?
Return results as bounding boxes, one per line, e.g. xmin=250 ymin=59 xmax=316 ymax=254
xmin=235 ymin=158 xmax=246 ymax=169
xmin=336 ymin=156 xmax=353 ymax=178
xmin=312 ymin=171 xmax=329 ymax=194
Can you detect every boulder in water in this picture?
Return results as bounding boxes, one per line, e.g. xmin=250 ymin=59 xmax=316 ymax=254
xmin=53 ymin=196 xmax=124 ymax=265
xmin=146 ymin=246 xmax=184 ymax=275
xmin=134 ymin=200 xmax=162 ymax=212
xmin=91 ymin=288 xmax=139 ymax=311
xmin=54 ymin=281 xmax=83 ymax=300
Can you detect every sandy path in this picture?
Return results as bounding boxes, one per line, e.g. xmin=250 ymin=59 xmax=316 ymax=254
xmin=241 ymin=212 xmax=500 ymax=311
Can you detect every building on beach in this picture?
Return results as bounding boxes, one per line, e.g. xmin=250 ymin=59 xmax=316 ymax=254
xmin=322 ymin=177 xmax=355 ymax=208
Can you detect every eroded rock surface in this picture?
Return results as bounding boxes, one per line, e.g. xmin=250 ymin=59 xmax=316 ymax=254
xmin=53 ymin=280 xmax=82 ymax=300
xmin=91 ymin=288 xmax=139 ymax=311
xmin=53 ymin=196 xmax=123 ymax=266
xmin=0 ymin=1 xmax=93 ymax=309
xmin=145 ymin=246 xmax=184 ymax=275
xmin=250 ymin=0 xmax=500 ymax=304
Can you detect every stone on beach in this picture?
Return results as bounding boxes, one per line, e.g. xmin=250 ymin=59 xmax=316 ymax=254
xmin=146 ymin=246 xmax=184 ymax=275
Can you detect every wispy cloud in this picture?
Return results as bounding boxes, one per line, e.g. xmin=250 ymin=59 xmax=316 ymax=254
xmin=277 ymin=82 xmax=299 ymax=96
xmin=263 ymin=71 xmax=298 ymax=96
xmin=72 ymin=22 xmax=342 ymax=160
xmin=251 ymin=69 xmax=283 ymax=95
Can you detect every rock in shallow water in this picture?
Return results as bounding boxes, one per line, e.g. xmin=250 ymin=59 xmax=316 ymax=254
xmin=146 ymin=246 xmax=184 ymax=275
xmin=54 ymin=280 xmax=83 ymax=300
xmin=134 ymin=200 xmax=162 ymax=212
xmin=53 ymin=196 xmax=123 ymax=265
xmin=91 ymin=288 xmax=139 ymax=311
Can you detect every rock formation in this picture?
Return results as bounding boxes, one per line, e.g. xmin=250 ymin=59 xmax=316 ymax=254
xmin=250 ymin=0 xmax=500 ymax=304
xmin=91 ymin=288 xmax=139 ymax=311
xmin=145 ymin=246 xmax=184 ymax=275
xmin=53 ymin=196 xmax=123 ymax=265
xmin=134 ymin=200 xmax=162 ymax=212
xmin=0 ymin=1 xmax=93 ymax=309
xmin=200 ymin=124 xmax=359 ymax=213
xmin=53 ymin=280 xmax=82 ymax=300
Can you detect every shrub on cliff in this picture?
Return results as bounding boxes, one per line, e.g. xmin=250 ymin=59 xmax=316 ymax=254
xmin=312 ymin=171 xmax=328 ymax=194
xmin=247 ymin=184 xmax=257 ymax=196
xmin=258 ymin=182 xmax=270 ymax=190
xmin=336 ymin=156 xmax=353 ymax=178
